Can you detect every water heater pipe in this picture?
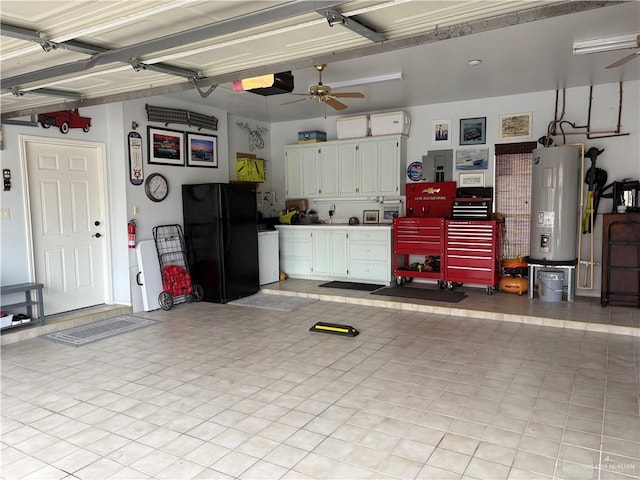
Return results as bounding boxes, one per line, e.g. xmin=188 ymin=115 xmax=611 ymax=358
xmin=573 ymin=142 xmax=595 ymax=290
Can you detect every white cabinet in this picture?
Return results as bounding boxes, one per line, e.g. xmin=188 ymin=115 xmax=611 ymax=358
xmin=357 ymin=139 xmax=378 ymax=196
xmin=348 ymin=229 xmax=392 ymax=283
xmin=377 ymin=137 xmax=404 ymax=196
xmin=312 ymin=228 xmax=348 ymax=277
xmin=284 ymin=145 xmax=320 ymax=197
xmin=278 ymin=227 xmax=312 ymax=276
xmin=318 ymin=144 xmax=339 ymax=197
xmin=275 ymin=225 xmax=392 ymax=284
xmin=285 ymin=135 xmax=406 ymax=199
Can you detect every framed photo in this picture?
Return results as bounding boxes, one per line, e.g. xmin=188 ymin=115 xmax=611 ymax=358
xmin=148 ymin=127 xmax=184 ymax=166
xmin=187 ymin=132 xmax=218 ymax=168
xmin=432 ymin=119 xmax=451 ymax=145
xmin=456 ymin=148 xmax=489 ymax=170
xmin=379 ymin=201 xmax=404 ymax=224
xmin=459 ymin=172 xmax=485 ymax=188
xmin=459 ymin=117 xmax=486 ymax=145
xmin=363 ymin=210 xmax=379 ymax=224
xmin=500 ymin=112 xmax=532 ymax=140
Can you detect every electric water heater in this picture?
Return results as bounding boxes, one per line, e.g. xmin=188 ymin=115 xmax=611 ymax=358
xmin=529 ymin=146 xmax=581 ymax=264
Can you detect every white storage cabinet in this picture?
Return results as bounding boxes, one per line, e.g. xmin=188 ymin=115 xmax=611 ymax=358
xmin=285 ymin=135 xmax=406 ymax=199
xmin=278 ymin=227 xmax=312 ymax=276
xmin=312 ymin=228 xmax=348 ymax=278
xmin=275 ymin=225 xmax=393 ymax=284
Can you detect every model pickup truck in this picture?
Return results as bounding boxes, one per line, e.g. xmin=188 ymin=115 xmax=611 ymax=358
xmin=38 ymin=109 xmax=91 ymax=134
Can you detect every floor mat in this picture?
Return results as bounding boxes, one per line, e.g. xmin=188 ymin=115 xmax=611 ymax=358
xmin=371 ymin=286 xmax=467 ymax=303
xmin=228 ymin=292 xmax=318 ymax=311
xmin=319 ymin=281 xmax=384 ymax=292
xmin=41 ymin=315 xmax=156 ymax=347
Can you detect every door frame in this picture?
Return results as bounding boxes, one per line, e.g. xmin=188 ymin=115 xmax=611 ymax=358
xmin=19 ymin=134 xmax=114 ymax=309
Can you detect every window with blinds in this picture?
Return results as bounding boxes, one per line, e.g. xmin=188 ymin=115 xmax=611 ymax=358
xmin=495 ymin=142 xmax=537 ymax=258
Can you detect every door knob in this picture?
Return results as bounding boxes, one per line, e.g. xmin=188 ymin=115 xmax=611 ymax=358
xmin=92 ymin=233 xmax=102 ymax=238
xmin=94 ymin=221 xmax=101 ymax=226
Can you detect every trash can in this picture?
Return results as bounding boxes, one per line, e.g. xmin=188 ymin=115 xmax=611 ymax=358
xmin=538 ymin=270 xmax=564 ymax=302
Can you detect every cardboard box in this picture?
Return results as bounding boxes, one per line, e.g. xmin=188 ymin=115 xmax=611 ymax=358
xmin=337 ymin=115 xmax=369 ymax=139
xmin=236 ymin=157 xmax=265 ymax=182
xmin=370 ymin=111 xmax=411 ymax=136
xmin=298 ymin=130 xmax=326 ymax=143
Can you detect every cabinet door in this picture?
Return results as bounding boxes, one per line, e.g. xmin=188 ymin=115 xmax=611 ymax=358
xmin=329 ymin=230 xmax=348 ymax=277
xmin=312 ymin=230 xmax=331 ymax=276
xmin=301 ymin=146 xmax=320 ymax=197
xmin=377 ymin=137 xmax=401 ymax=196
xmin=319 ymin=144 xmax=339 ymax=197
xmin=357 ymin=140 xmax=378 ymax=196
xmin=338 ymin=143 xmax=358 ymax=196
xmin=312 ymin=229 xmax=348 ymax=277
xmin=279 ymin=228 xmax=312 ymax=276
xmin=284 ymin=146 xmax=303 ymax=198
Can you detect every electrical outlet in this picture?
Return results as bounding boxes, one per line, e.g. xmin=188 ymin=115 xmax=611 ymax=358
xmin=0 ymin=208 xmax=10 ymax=220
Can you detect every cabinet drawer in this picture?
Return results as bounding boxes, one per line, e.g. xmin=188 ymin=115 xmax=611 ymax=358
xmin=349 ymin=242 xmax=389 ymax=260
xmin=278 ymin=228 xmax=311 ymax=241
xmin=349 ymin=261 xmax=390 ymax=282
xmin=349 ymin=229 xmax=389 ymax=243
xmin=445 ymin=265 xmax=496 ymax=285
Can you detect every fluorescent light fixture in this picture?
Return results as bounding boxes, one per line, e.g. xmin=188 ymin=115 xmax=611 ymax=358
xmin=573 ymin=34 xmax=639 ymax=55
xmin=329 ymin=72 xmax=404 ymax=89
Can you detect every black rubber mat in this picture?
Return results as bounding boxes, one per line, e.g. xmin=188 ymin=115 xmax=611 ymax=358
xmin=319 ymin=281 xmax=384 ymax=292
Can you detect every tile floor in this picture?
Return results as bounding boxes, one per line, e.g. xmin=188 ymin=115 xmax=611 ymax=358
xmin=1 ymin=280 xmax=639 ymax=479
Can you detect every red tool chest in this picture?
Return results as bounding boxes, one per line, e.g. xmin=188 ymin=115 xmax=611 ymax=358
xmin=393 ymin=217 xmax=445 ymax=282
xmin=444 ymin=220 xmax=503 ymax=293
xmin=392 ymin=217 xmax=503 ymax=293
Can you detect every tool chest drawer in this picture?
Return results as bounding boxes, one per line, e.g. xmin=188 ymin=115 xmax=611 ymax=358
xmin=394 ymin=217 xmax=444 ymax=255
xmin=444 ymin=220 xmax=502 ymax=287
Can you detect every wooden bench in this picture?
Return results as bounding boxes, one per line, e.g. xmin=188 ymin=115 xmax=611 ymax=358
xmin=1 ymin=283 xmax=45 ymax=329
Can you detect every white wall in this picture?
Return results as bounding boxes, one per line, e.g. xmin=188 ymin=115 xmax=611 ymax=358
xmin=270 ymin=81 xmax=640 ymax=296
xmin=2 ymin=80 xmax=637 ymax=302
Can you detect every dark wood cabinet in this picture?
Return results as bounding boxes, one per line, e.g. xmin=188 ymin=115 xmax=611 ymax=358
xmin=601 ymin=213 xmax=640 ymax=307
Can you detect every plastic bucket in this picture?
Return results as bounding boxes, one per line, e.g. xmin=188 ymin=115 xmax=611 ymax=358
xmin=538 ymin=270 xmax=564 ymax=302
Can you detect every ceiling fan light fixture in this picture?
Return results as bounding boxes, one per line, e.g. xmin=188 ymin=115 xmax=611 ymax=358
xmin=573 ymin=34 xmax=639 ymax=55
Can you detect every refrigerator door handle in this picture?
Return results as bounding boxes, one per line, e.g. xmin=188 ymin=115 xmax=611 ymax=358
xmin=222 ymin=188 xmax=231 ymax=251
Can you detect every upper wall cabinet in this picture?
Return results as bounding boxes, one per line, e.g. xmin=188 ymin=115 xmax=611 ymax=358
xmin=284 ymin=135 xmax=406 ymax=199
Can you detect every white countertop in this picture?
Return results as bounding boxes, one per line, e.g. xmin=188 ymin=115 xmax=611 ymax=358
xmin=275 ymin=224 xmax=392 ymax=229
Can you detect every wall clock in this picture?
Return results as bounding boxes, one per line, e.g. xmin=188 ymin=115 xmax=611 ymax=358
xmin=144 ymin=173 xmax=169 ymax=202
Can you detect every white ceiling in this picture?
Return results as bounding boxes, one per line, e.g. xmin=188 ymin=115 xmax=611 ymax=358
xmin=1 ymin=1 xmax=638 ymax=123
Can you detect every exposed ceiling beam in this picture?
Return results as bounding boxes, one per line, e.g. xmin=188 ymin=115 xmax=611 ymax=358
xmin=319 ymin=8 xmax=385 ymax=43
xmin=1 ymin=0 xmax=348 ymax=90
xmin=0 ymin=0 xmax=620 ymax=120
xmin=1 ymin=22 xmax=199 ymax=79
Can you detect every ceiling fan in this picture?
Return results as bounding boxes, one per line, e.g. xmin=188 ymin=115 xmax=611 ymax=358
xmin=282 ymin=64 xmax=364 ymax=110
xmin=606 ymin=34 xmax=640 ymax=68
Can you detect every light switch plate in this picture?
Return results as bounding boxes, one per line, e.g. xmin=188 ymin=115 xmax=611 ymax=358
xmin=0 ymin=208 xmax=10 ymax=220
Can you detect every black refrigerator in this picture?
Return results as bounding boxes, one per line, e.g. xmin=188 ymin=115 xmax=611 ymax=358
xmin=182 ymin=183 xmax=259 ymax=303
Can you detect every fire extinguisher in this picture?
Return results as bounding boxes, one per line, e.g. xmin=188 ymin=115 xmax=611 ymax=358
xmin=128 ymin=220 xmax=136 ymax=249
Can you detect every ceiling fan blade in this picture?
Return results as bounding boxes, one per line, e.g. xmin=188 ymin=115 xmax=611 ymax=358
xmin=332 ymin=92 xmax=365 ymax=98
xmin=281 ymin=96 xmax=313 ymax=106
xmin=606 ymin=50 xmax=640 ymax=69
xmin=325 ymin=97 xmax=348 ymax=110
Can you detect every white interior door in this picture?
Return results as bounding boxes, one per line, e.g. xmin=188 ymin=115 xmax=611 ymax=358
xmin=24 ymin=137 xmax=108 ymax=315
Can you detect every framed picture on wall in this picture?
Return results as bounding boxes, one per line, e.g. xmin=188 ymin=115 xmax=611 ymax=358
xmin=148 ymin=127 xmax=184 ymax=166
xmin=186 ymin=132 xmax=218 ymax=168
xmin=499 ymin=112 xmax=532 ymax=140
xmin=459 ymin=117 xmax=486 ymax=145
xmin=432 ymin=119 xmax=451 ymax=145
xmin=459 ymin=172 xmax=485 ymax=187
xmin=363 ymin=210 xmax=379 ymax=224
